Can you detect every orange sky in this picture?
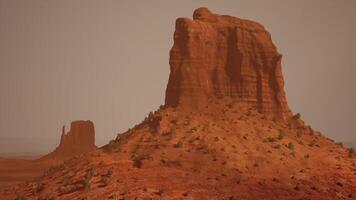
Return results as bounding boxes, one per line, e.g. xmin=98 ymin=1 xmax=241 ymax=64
xmin=0 ymin=0 xmax=355 ymax=153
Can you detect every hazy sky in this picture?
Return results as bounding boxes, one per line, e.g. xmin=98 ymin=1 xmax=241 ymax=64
xmin=0 ymin=0 xmax=355 ymax=153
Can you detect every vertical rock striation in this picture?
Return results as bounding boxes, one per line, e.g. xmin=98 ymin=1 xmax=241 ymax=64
xmin=165 ymin=7 xmax=291 ymax=118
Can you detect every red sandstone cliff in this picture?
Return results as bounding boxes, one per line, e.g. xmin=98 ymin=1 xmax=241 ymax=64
xmin=165 ymin=8 xmax=291 ymax=118
xmin=43 ymin=120 xmax=96 ymax=160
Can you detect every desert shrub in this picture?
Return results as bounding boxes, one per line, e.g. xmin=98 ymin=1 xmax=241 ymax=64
xmin=37 ymin=183 xmax=45 ymax=193
xmin=296 ymin=131 xmax=302 ymax=138
xmin=44 ymin=193 xmax=56 ymax=200
xmin=266 ymin=137 xmax=276 ymax=143
xmin=297 ymin=140 xmax=304 ymax=145
xmin=349 ymin=148 xmax=355 ymax=157
xmin=278 ymin=130 xmax=285 ymax=140
xmin=100 ymin=176 xmax=109 ymax=186
xmin=108 ymin=140 xmax=120 ymax=149
xmin=59 ymin=185 xmax=70 ymax=194
xmin=83 ymin=177 xmax=90 ymax=190
xmin=148 ymin=112 xmax=154 ymax=120
xmin=174 ymin=141 xmax=183 ymax=148
xmin=336 ymin=142 xmax=343 ymax=147
xmin=170 ymin=127 xmax=176 ymax=134
xmin=133 ymin=158 xmax=143 ymax=168
xmin=272 ymin=116 xmax=277 ymax=123
xmin=107 ymin=168 xmax=113 ymax=176
xmin=287 ymin=123 xmax=292 ymax=130
xmin=16 ymin=195 xmax=27 ymax=200
xmin=273 ymin=144 xmax=281 ymax=149
xmin=288 ymin=142 xmax=294 ymax=151
xmin=59 ymin=184 xmax=81 ymax=194
xmin=304 ymin=154 xmax=310 ymax=159
xmin=308 ymin=140 xmax=317 ymax=147
xmin=293 ymin=113 xmax=301 ymax=120
xmin=246 ymin=110 xmax=251 ymax=116
xmin=83 ymin=167 xmax=94 ymax=190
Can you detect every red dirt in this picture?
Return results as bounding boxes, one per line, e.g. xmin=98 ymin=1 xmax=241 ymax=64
xmin=1 ymin=7 xmax=355 ymax=200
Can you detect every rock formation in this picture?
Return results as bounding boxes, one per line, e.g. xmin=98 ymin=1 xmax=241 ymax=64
xmin=5 ymin=8 xmax=355 ymax=200
xmin=165 ymin=7 xmax=291 ymax=118
xmin=44 ymin=120 xmax=96 ymax=159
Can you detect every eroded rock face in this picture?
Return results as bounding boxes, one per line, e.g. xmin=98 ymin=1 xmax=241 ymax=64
xmin=45 ymin=120 xmax=95 ymax=159
xmin=165 ymin=8 xmax=291 ymax=118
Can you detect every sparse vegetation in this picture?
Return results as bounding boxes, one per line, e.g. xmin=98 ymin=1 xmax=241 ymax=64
xmin=170 ymin=127 xmax=176 ymax=134
xmin=287 ymin=123 xmax=292 ymax=130
xmin=278 ymin=130 xmax=285 ymax=140
xmin=83 ymin=167 xmax=94 ymax=190
xmin=297 ymin=140 xmax=304 ymax=145
xmin=304 ymin=154 xmax=310 ymax=159
xmin=293 ymin=113 xmax=301 ymax=120
xmin=100 ymin=176 xmax=109 ymax=187
xmin=336 ymin=142 xmax=343 ymax=147
xmin=348 ymin=148 xmax=355 ymax=157
xmin=107 ymin=168 xmax=113 ymax=176
xmin=108 ymin=140 xmax=120 ymax=149
xmin=246 ymin=110 xmax=251 ymax=116
xmin=266 ymin=137 xmax=276 ymax=143
xmin=272 ymin=116 xmax=277 ymax=123
xmin=133 ymin=158 xmax=143 ymax=168
xmin=309 ymin=140 xmax=317 ymax=147
xmin=44 ymin=193 xmax=56 ymax=200
xmin=32 ymin=183 xmax=44 ymax=194
xmin=296 ymin=131 xmax=302 ymax=138
xmin=16 ymin=195 xmax=27 ymax=200
xmin=174 ymin=141 xmax=183 ymax=148
xmin=288 ymin=142 xmax=295 ymax=151
xmin=273 ymin=144 xmax=281 ymax=149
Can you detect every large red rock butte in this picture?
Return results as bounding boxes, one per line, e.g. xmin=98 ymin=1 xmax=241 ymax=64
xmin=43 ymin=120 xmax=96 ymax=160
xmin=165 ymin=7 xmax=291 ymax=118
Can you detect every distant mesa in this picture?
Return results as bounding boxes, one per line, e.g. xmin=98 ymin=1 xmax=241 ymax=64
xmin=165 ymin=7 xmax=291 ymax=118
xmin=42 ymin=120 xmax=96 ymax=160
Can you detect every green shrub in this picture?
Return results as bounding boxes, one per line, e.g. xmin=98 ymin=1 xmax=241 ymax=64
xmin=174 ymin=141 xmax=183 ymax=148
xmin=45 ymin=193 xmax=56 ymax=200
xmin=246 ymin=110 xmax=251 ymax=116
xmin=16 ymin=195 xmax=27 ymax=200
xmin=83 ymin=167 xmax=94 ymax=190
xmin=349 ymin=148 xmax=355 ymax=157
xmin=266 ymin=137 xmax=276 ymax=142
xmin=278 ymin=130 xmax=285 ymax=140
xmin=59 ymin=184 xmax=81 ymax=194
xmin=336 ymin=142 xmax=343 ymax=147
xmin=107 ymin=168 xmax=113 ymax=176
xmin=293 ymin=113 xmax=301 ymax=120
xmin=83 ymin=178 xmax=90 ymax=190
xmin=101 ymin=176 xmax=109 ymax=186
xmin=272 ymin=116 xmax=277 ymax=123
xmin=288 ymin=142 xmax=294 ymax=151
